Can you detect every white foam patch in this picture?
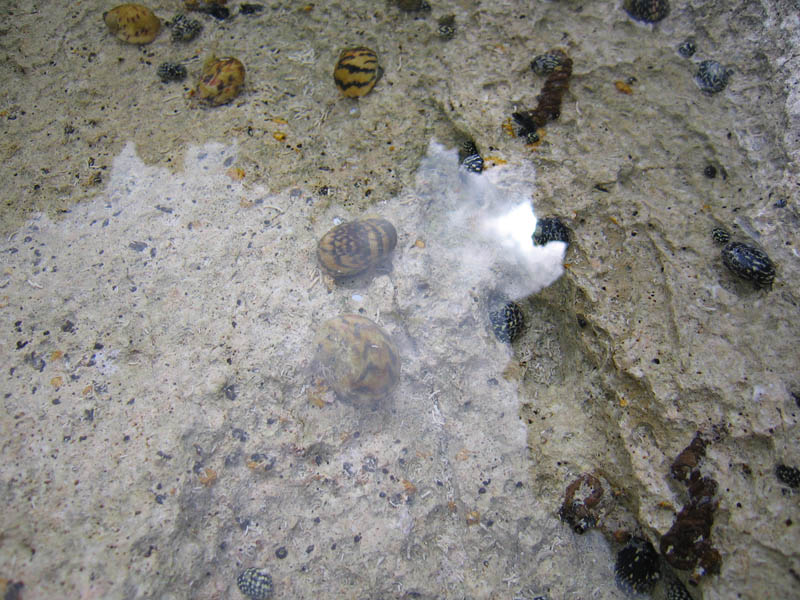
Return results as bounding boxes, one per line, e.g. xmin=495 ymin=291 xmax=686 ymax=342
xmin=411 ymin=141 xmax=564 ymax=302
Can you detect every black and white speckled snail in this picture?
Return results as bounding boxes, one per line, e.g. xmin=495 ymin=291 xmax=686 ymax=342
xmin=157 ymin=62 xmax=187 ymax=82
xmin=677 ymin=38 xmax=696 ymax=58
xmin=103 ymin=3 xmax=161 ymax=44
xmin=459 ymin=141 xmax=483 ymax=174
xmin=710 ymin=227 xmax=730 ymax=244
xmin=194 ymin=55 xmax=245 ymax=106
xmin=317 ymin=217 xmax=397 ymax=278
xmin=313 ymin=314 xmax=401 ymax=405
xmin=530 ymin=51 xmax=568 ymax=76
xmin=438 ymin=15 xmax=456 ymax=40
xmin=533 ymin=216 xmax=570 ymax=247
xmin=487 ymin=292 xmax=525 ymax=343
xmin=721 ymin=241 xmax=775 ymax=288
xmin=333 ymin=47 xmax=383 ymax=98
xmin=615 ymin=536 xmax=661 ymax=594
xmin=695 ymin=60 xmax=733 ymax=94
xmin=237 ymin=568 xmax=273 ymax=599
xmin=623 ymin=0 xmax=670 ymax=23
xmin=168 ymin=14 xmax=202 ymax=42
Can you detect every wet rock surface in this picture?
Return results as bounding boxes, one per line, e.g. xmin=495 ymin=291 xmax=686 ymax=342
xmin=0 ymin=1 xmax=798 ymax=599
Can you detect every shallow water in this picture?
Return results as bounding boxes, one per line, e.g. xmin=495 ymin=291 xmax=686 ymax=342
xmin=1 ymin=1 xmax=799 ymax=599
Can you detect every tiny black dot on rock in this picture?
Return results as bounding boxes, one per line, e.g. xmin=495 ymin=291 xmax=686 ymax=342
xmin=354 ymin=534 xmax=361 ymax=543
xmin=704 ymin=165 xmax=717 ymax=178
xmin=275 ymin=546 xmax=287 ymax=559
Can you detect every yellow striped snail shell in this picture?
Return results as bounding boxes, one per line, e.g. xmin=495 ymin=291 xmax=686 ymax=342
xmin=313 ymin=314 xmax=400 ymax=405
xmin=333 ymin=47 xmax=383 ymax=98
xmin=194 ymin=56 xmax=245 ymax=106
xmin=317 ymin=217 xmax=397 ymax=278
xmin=103 ymin=4 xmax=161 ymax=45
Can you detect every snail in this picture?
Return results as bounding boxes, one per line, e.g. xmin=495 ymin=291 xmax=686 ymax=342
xmin=193 ymin=55 xmax=245 ymax=106
xmin=721 ymin=241 xmax=775 ymax=288
xmin=103 ymin=4 xmax=161 ymax=44
xmin=533 ymin=216 xmax=570 ymax=247
xmin=237 ymin=568 xmax=273 ymax=600
xmin=333 ymin=47 xmax=383 ymax=98
xmin=313 ymin=314 xmax=400 ymax=405
xmin=317 ymin=217 xmax=397 ymax=278
xmin=623 ymin=0 xmax=670 ymax=23
xmin=487 ymin=292 xmax=525 ymax=343
xmin=695 ymin=60 xmax=733 ymax=94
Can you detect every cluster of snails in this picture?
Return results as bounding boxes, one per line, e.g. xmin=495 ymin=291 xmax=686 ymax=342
xmin=103 ymin=4 xmax=389 ymax=106
xmin=103 ymin=3 xmax=246 ymax=106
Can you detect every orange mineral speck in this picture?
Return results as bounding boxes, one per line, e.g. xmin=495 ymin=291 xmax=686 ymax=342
xmin=226 ymin=167 xmax=245 ymax=180
xmin=501 ymin=117 xmax=515 ymax=137
xmin=614 ymin=80 xmax=633 ymax=94
xmin=273 ymin=132 xmax=287 ymax=142
xmin=198 ymin=468 xmax=218 ymax=487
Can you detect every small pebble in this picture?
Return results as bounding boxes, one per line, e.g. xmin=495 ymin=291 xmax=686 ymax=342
xmin=157 ymin=62 xmax=187 ymax=83
xmin=237 ymin=568 xmax=273 ymax=600
xmin=695 ymin=60 xmax=732 ymax=94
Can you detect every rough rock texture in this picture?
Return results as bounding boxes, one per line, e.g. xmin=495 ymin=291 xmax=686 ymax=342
xmin=0 ymin=1 xmax=798 ymax=599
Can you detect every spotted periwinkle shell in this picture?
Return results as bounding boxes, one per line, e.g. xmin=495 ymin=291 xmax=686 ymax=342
xmin=677 ymin=38 xmax=697 ymax=58
xmin=721 ymin=241 xmax=775 ymax=288
xmin=488 ymin=293 xmax=525 ymax=343
xmin=710 ymin=227 xmax=730 ymax=244
xmin=169 ymin=14 xmax=202 ymax=43
xmin=313 ymin=314 xmax=401 ymax=405
xmin=194 ymin=56 xmax=245 ymax=106
xmin=530 ymin=51 xmax=568 ymax=76
xmin=623 ymin=0 xmax=669 ymax=23
xmin=237 ymin=567 xmax=273 ymax=599
xmin=615 ymin=536 xmax=661 ymax=594
xmin=533 ymin=216 xmax=570 ymax=247
xmin=695 ymin=60 xmax=732 ymax=94
xmin=103 ymin=3 xmax=161 ymax=44
xmin=459 ymin=141 xmax=483 ymax=173
xmin=317 ymin=217 xmax=397 ymax=278
xmin=333 ymin=47 xmax=383 ymax=98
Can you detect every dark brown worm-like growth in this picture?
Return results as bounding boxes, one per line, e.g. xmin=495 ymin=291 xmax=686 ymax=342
xmin=513 ymin=49 xmax=573 ymax=142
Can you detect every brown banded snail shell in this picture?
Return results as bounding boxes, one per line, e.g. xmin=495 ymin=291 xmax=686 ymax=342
xmin=103 ymin=3 xmax=161 ymax=44
xmin=313 ymin=314 xmax=400 ymax=405
xmin=317 ymin=217 xmax=397 ymax=278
